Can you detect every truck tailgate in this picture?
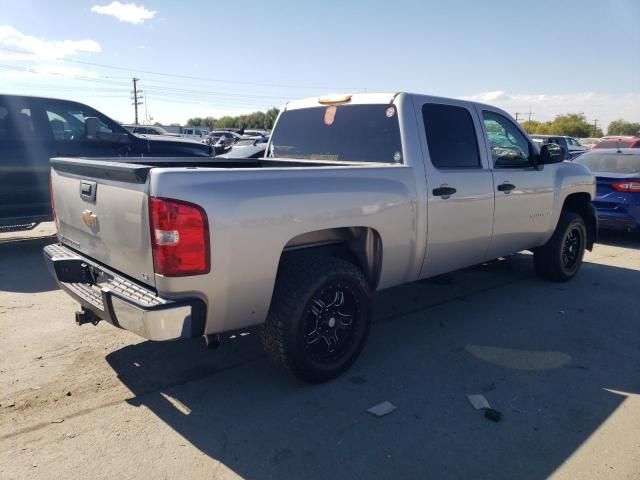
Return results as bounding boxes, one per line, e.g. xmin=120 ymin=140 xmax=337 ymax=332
xmin=50 ymin=158 xmax=156 ymax=288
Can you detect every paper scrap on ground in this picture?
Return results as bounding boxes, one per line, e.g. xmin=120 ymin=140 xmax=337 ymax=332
xmin=367 ymin=401 xmax=397 ymax=417
xmin=467 ymin=394 xmax=491 ymax=410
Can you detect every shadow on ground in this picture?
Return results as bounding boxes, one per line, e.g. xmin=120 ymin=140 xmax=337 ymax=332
xmin=106 ymin=249 xmax=640 ymax=479
xmin=597 ymin=230 xmax=639 ymax=249
xmin=0 ymin=237 xmax=58 ymax=293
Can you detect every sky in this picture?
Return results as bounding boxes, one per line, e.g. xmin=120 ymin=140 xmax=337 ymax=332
xmin=0 ymin=0 xmax=638 ymax=129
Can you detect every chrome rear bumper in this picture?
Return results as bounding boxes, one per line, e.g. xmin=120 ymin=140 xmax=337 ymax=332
xmin=43 ymin=243 xmax=205 ymax=341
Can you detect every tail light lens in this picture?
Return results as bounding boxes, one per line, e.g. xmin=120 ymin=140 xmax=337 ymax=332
xmin=149 ymin=197 xmax=210 ymax=276
xmin=612 ymin=180 xmax=640 ymax=192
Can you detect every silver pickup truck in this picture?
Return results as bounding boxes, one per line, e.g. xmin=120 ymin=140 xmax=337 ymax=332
xmin=44 ymin=92 xmax=597 ymax=382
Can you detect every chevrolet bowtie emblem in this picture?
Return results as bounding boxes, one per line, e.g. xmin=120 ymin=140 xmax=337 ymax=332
xmin=82 ymin=209 xmax=98 ymax=227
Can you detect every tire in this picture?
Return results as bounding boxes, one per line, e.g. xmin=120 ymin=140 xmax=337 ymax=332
xmin=534 ymin=211 xmax=587 ymax=282
xmin=261 ymin=255 xmax=372 ymax=383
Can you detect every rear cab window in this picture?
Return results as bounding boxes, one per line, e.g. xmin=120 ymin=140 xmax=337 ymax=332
xmin=269 ymin=104 xmax=403 ymax=163
xmin=421 ymin=103 xmax=481 ymax=168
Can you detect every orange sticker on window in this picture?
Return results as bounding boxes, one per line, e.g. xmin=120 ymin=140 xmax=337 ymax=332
xmin=324 ymin=106 xmax=337 ymax=126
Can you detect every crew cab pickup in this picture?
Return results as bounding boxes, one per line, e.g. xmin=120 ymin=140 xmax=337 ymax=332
xmin=0 ymin=94 xmax=212 ymax=233
xmin=45 ymin=93 xmax=597 ymax=383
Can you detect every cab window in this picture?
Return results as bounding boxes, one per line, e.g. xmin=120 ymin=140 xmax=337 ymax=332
xmin=482 ymin=111 xmax=532 ymax=168
xmin=422 ymin=103 xmax=481 ymax=169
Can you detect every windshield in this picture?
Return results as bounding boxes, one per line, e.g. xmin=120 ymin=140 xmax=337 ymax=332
xmin=575 ymin=152 xmax=640 ymax=174
xmin=269 ymin=104 xmax=403 ymax=163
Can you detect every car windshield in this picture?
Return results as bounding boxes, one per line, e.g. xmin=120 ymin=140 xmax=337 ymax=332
xmin=575 ymin=152 xmax=640 ymax=174
xmin=269 ymin=104 xmax=403 ymax=163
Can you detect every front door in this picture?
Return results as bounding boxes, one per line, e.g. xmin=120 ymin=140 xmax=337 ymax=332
xmin=36 ymin=100 xmax=125 ymax=160
xmin=415 ymin=98 xmax=495 ymax=278
xmin=477 ymin=108 xmax=556 ymax=259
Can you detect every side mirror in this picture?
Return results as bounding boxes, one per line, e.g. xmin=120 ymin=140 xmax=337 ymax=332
xmin=538 ymin=143 xmax=564 ymax=164
xmin=85 ymin=117 xmax=100 ymax=140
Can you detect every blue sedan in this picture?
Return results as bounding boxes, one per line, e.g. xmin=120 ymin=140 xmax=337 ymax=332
xmin=575 ymin=149 xmax=640 ymax=232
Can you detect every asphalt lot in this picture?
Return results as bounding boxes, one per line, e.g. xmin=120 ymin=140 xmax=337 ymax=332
xmin=1 ymin=228 xmax=639 ymax=480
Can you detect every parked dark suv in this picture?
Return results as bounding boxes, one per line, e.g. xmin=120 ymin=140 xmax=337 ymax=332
xmin=0 ymin=95 xmax=213 ymax=232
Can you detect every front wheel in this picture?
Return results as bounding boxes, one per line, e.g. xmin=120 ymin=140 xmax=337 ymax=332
xmin=261 ymin=256 xmax=372 ymax=383
xmin=534 ymin=211 xmax=587 ymax=282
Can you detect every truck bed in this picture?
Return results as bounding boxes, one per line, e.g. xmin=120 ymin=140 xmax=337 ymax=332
xmin=50 ymin=155 xmax=418 ymax=334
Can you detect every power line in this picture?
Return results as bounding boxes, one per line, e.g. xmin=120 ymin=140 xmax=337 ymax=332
xmin=0 ymin=46 xmax=363 ymax=91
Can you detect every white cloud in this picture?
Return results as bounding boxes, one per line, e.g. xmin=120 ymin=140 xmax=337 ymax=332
xmin=91 ymin=2 xmax=156 ymax=24
xmin=0 ymin=25 xmax=101 ymax=60
xmin=461 ymin=91 xmax=640 ymax=130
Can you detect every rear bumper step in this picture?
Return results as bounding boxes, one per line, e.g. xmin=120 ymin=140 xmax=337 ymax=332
xmin=43 ymin=243 xmax=205 ymax=341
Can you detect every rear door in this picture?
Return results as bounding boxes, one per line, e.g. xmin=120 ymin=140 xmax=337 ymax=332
xmin=0 ymin=97 xmax=51 ymax=220
xmin=415 ymin=98 xmax=495 ymax=277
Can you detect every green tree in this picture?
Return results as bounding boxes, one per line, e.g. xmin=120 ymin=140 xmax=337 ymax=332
xmin=607 ymin=119 xmax=640 ymax=136
xmin=521 ymin=113 xmax=602 ymax=137
xmin=548 ymin=113 xmax=593 ymax=137
xmin=185 ymin=108 xmax=280 ymax=130
xmin=186 ymin=117 xmax=204 ymax=127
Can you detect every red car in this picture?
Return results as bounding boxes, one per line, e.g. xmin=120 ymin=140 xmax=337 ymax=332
xmin=593 ymin=137 xmax=640 ymax=149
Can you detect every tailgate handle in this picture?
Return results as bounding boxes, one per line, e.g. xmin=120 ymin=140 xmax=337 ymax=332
xmin=80 ymin=181 xmax=97 ymax=201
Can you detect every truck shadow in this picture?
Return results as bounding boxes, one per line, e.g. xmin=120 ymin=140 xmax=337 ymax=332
xmin=596 ymin=230 xmax=639 ymax=249
xmin=105 ymin=248 xmax=640 ymax=479
xmin=0 ymin=237 xmax=58 ymax=293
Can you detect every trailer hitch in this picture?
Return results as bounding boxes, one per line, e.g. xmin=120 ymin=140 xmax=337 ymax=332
xmin=75 ymin=308 xmax=101 ymax=326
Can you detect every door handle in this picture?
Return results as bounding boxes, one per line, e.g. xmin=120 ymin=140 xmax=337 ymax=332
xmin=497 ymin=183 xmax=516 ymax=193
xmin=432 ymin=186 xmax=457 ymax=197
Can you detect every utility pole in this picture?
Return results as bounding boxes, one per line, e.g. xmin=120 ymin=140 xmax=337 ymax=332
xmin=514 ymin=112 xmax=521 ymax=122
xmin=592 ymin=119 xmax=599 ymax=137
xmin=131 ymin=78 xmax=143 ymax=125
xmin=527 ymin=106 xmax=535 ymax=131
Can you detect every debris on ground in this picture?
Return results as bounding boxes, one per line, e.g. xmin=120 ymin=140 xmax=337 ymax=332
xmin=367 ymin=401 xmax=397 ymax=417
xmin=467 ymin=394 xmax=491 ymax=410
xmin=65 ymin=391 xmax=72 ymax=396
xmin=51 ymin=418 xmax=65 ymax=424
xmin=467 ymin=394 xmax=502 ymax=422
xmin=484 ymin=409 xmax=502 ymax=422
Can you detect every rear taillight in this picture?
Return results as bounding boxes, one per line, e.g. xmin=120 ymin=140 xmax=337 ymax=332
xmin=149 ymin=197 xmax=210 ymax=276
xmin=612 ymin=180 xmax=640 ymax=192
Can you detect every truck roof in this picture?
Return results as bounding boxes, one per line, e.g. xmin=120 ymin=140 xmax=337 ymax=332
xmin=284 ymin=91 xmax=503 ymax=115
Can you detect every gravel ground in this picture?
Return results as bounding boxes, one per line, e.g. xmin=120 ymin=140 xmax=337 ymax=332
xmin=0 ymin=231 xmax=639 ymax=479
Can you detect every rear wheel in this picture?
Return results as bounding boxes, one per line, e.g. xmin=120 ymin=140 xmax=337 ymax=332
xmin=534 ymin=211 xmax=586 ymax=281
xmin=261 ymin=256 xmax=372 ymax=383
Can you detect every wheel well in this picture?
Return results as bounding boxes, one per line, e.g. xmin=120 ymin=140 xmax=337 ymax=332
xmin=561 ymin=193 xmax=596 ymax=250
xmin=280 ymin=227 xmax=383 ymax=289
